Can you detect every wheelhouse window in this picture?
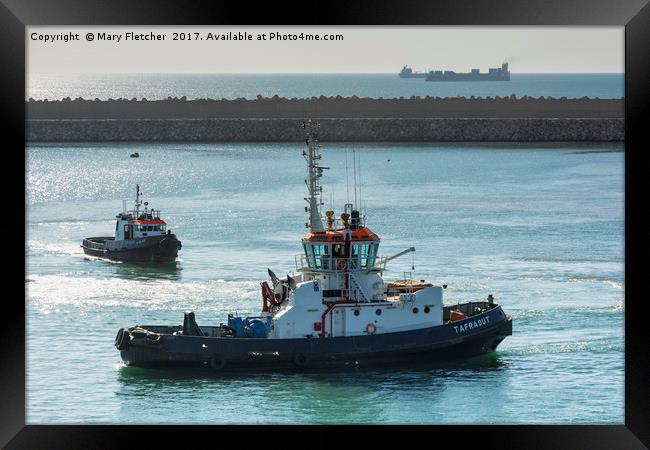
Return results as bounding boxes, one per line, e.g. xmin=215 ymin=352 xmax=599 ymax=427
xmin=351 ymin=243 xmax=370 ymax=269
xmin=304 ymin=243 xmax=332 ymax=269
xmin=351 ymin=244 xmax=360 ymax=269
xmin=352 ymin=242 xmax=379 ymax=270
xmin=314 ymin=244 xmax=330 ymax=269
xmin=366 ymin=242 xmax=378 ymax=269
xmin=303 ymin=243 xmax=315 ymax=267
xmin=304 ymin=241 xmax=378 ymax=271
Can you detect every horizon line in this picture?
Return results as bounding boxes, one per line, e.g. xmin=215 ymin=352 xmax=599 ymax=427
xmin=28 ymin=71 xmax=625 ymax=76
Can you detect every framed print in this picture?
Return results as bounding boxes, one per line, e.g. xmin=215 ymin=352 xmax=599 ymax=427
xmin=2 ymin=0 xmax=649 ymax=447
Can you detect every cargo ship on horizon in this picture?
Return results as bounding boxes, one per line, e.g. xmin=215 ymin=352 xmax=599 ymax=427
xmin=424 ymin=62 xmax=510 ymax=82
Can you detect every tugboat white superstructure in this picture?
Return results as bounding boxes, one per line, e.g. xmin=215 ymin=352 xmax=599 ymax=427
xmin=115 ymin=121 xmax=512 ymax=370
xmin=264 ymin=121 xmax=442 ymax=339
xmin=82 ymin=185 xmax=182 ymax=264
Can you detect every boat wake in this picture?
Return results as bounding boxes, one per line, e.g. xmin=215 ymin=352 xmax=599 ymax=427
xmin=26 ymin=274 xmax=261 ymax=314
xmin=26 ymin=240 xmax=84 ymax=257
xmin=501 ymin=340 xmax=623 ymax=357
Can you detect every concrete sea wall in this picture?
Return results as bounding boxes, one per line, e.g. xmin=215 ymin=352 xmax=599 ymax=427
xmin=27 ymin=118 xmax=624 ymax=142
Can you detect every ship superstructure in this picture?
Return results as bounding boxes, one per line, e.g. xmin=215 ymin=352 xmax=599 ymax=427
xmin=398 ymin=65 xmax=428 ymax=78
xmin=266 ymin=120 xmax=443 ymax=339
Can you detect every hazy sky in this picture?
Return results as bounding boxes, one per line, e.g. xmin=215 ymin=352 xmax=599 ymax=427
xmin=27 ymin=26 xmax=624 ymax=74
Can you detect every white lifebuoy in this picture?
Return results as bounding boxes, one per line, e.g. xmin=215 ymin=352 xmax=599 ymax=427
xmin=365 ymin=323 xmax=377 ymax=335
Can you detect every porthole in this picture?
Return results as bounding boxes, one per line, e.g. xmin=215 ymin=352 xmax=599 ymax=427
xmin=413 ymin=307 xmax=419 ymax=314
xmin=424 ymin=307 xmax=430 ymax=314
xmin=376 ymin=309 xmax=382 ymax=316
xmin=354 ymin=310 xmax=360 ymax=316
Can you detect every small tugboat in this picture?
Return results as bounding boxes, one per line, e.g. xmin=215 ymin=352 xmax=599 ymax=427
xmin=115 ymin=121 xmax=511 ymax=370
xmin=82 ymin=185 xmax=182 ymax=264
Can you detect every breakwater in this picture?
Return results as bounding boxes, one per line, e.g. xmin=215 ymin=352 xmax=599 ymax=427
xmin=26 ymin=118 xmax=623 ymax=142
xmin=26 ymin=97 xmax=624 ymax=142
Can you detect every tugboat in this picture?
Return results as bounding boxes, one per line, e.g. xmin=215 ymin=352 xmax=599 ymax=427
xmin=82 ymin=185 xmax=182 ymax=264
xmin=115 ymin=121 xmax=512 ymax=370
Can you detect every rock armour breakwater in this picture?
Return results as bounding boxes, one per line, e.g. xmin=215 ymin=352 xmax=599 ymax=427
xmin=26 ymin=96 xmax=624 ymax=142
xmin=27 ymin=96 xmax=623 ymax=119
xmin=27 ymin=118 xmax=624 ymax=142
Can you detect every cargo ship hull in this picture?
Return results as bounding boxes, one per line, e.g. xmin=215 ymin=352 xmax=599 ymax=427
xmin=425 ymin=73 xmax=510 ymax=82
xmin=399 ymin=73 xmax=427 ymax=78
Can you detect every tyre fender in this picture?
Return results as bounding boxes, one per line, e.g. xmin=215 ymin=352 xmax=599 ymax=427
xmin=210 ymin=355 xmax=227 ymax=370
xmin=115 ymin=328 xmax=130 ymax=350
xmin=293 ymin=352 xmax=310 ymax=367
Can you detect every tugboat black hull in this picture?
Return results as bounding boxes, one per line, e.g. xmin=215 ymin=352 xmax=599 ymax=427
xmin=117 ymin=305 xmax=512 ymax=371
xmin=82 ymin=234 xmax=181 ymax=264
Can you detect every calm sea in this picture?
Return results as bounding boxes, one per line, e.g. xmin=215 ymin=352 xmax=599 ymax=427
xmin=27 ymin=73 xmax=624 ymax=100
xmin=26 ymin=142 xmax=624 ymax=424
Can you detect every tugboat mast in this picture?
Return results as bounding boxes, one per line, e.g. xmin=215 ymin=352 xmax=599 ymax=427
xmin=303 ymin=120 xmax=327 ymax=233
xmin=134 ymin=184 xmax=143 ymax=218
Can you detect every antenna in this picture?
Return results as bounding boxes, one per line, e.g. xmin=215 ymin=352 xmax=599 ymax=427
xmin=135 ymin=184 xmax=142 ymax=217
xmin=353 ymin=146 xmax=357 ymax=209
xmin=302 ymin=120 xmax=326 ymax=233
xmin=359 ymin=144 xmax=363 ymax=214
xmin=345 ymin=148 xmax=350 ymax=204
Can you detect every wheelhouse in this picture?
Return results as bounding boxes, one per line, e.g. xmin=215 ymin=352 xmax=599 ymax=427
xmin=112 ymin=184 xmax=172 ymax=241
xmin=114 ymin=210 xmax=168 ymax=240
xmin=301 ymin=227 xmax=380 ymax=272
